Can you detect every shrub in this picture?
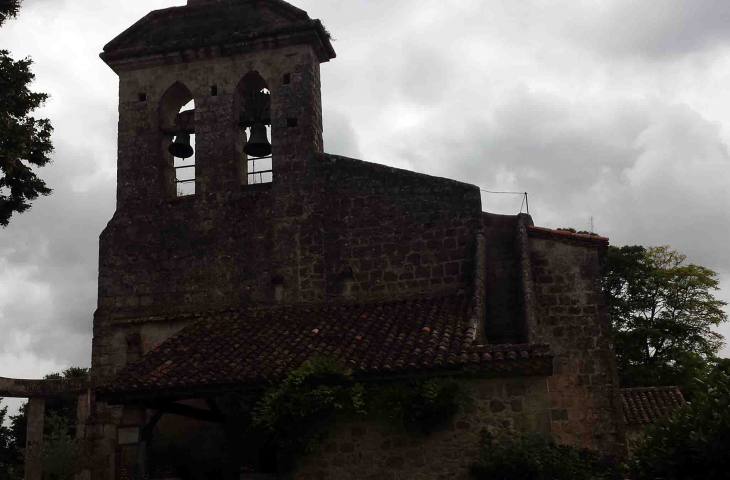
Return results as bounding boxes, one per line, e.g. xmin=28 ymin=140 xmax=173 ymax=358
xmin=469 ymin=432 xmax=623 ymax=480
xmin=628 ymin=370 xmax=730 ymax=480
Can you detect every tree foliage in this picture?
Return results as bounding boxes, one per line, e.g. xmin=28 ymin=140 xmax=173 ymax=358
xmin=0 ymin=0 xmax=53 ymax=227
xmin=628 ymin=364 xmax=730 ymax=480
xmin=602 ymin=245 xmax=727 ymax=393
xmin=0 ymin=1 xmax=20 ymax=25
xmin=0 ymin=400 xmax=23 ymax=480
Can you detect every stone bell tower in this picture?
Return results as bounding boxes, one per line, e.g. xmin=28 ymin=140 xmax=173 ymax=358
xmin=95 ymin=0 xmax=336 ymax=331
xmin=90 ymin=6 xmax=335 ymax=476
xmin=101 ymin=0 xmax=335 ymax=206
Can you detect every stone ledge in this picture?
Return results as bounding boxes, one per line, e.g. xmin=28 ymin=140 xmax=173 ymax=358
xmin=0 ymin=376 xmax=90 ymax=398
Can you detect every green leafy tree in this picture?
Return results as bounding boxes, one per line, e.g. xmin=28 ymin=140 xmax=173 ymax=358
xmin=0 ymin=1 xmax=20 ymax=24
xmin=0 ymin=400 xmax=23 ymax=480
xmin=602 ymin=245 xmax=727 ymax=394
xmin=628 ymin=365 xmax=730 ymax=480
xmin=41 ymin=410 xmax=77 ymax=480
xmin=0 ymin=0 xmax=54 ymax=227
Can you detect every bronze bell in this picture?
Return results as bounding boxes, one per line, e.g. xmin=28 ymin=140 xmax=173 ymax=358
xmin=168 ymin=133 xmax=194 ymax=159
xmin=244 ymin=123 xmax=272 ymax=157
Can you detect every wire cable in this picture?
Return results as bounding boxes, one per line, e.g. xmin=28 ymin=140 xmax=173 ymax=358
xmin=479 ymin=189 xmax=530 ymax=215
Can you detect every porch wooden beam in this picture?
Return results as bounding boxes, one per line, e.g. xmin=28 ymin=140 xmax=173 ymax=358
xmin=141 ymin=409 xmax=165 ymax=441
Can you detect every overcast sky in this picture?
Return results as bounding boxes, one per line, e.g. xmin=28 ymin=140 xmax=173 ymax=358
xmin=2 ymin=0 xmax=730 ymax=417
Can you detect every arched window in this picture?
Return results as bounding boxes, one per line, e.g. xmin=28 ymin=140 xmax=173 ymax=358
xmin=234 ymin=71 xmax=273 ymax=185
xmin=160 ymin=82 xmax=196 ymax=196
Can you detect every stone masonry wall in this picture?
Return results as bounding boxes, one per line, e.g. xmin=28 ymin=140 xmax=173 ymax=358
xmin=93 ymin=21 xmax=483 ymax=478
xmin=95 ymin=157 xmax=481 ymax=318
xmin=314 ymin=155 xmax=482 ymax=301
xmin=99 ymin=45 xmax=482 ymax=320
xmin=527 ymin=231 xmax=625 ymax=455
xmin=295 ymin=376 xmax=551 ymax=480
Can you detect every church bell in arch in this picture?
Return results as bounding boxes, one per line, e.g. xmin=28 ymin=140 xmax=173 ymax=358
xmin=244 ymin=124 xmax=272 ymax=158
xmin=241 ymin=89 xmax=272 ymax=158
xmin=168 ymin=133 xmax=194 ymax=159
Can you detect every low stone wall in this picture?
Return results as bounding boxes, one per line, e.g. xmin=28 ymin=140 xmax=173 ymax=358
xmin=295 ymin=376 xmax=551 ymax=480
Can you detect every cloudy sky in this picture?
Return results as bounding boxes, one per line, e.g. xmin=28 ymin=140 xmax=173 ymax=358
xmin=2 ymin=0 xmax=730 ymax=416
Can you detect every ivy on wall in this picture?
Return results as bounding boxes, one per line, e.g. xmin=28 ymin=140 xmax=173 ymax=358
xmin=247 ymin=358 xmax=462 ymax=471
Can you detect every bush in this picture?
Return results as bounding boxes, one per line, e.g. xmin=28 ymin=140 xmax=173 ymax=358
xmin=628 ymin=369 xmax=730 ymax=480
xmin=469 ymin=432 xmax=623 ymax=480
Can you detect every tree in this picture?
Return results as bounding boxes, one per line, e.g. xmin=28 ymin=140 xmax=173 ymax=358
xmin=0 ymin=0 xmax=53 ymax=227
xmin=602 ymin=245 xmax=728 ymax=393
xmin=0 ymin=399 xmax=23 ymax=480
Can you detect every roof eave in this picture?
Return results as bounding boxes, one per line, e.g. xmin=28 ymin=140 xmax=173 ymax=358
xmin=96 ymin=349 xmax=553 ymax=406
xmin=100 ymin=20 xmax=335 ymax=73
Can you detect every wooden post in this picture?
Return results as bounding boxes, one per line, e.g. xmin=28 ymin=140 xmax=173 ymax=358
xmin=25 ymin=397 xmax=45 ymax=480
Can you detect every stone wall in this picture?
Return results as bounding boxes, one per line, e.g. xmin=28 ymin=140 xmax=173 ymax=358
xmin=526 ymin=228 xmax=625 ymax=455
xmin=316 ymin=155 xmax=481 ymax=301
xmin=97 ymin=48 xmax=482 ymax=320
xmin=97 ymin=165 xmax=479 ymax=317
xmin=295 ymin=376 xmax=551 ymax=480
xmin=91 ymin=7 xmax=484 ymax=476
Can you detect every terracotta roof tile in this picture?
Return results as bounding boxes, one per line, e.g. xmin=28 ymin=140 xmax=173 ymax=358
xmin=527 ymin=226 xmax=609 ymax=251
xmin=97 ymin=295 xmax=553 ymax=402
xmin=619 ymin=386 xmax=686 ymax=426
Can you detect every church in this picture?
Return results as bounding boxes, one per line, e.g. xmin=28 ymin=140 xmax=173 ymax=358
xmin=58 ymin=0 xmax=625 ymax=478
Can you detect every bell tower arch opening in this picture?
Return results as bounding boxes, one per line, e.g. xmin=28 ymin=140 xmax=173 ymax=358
xmin=160 ymin=82 xmax=196 ymax=197
xmin=235 ymin=71 xmax=273 ymax=185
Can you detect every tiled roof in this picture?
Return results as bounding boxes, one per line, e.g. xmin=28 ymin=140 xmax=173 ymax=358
xmin=527 ymin=226 xmax=609 ymax=249
xmin=620 ymin=386 xmax=686 ymax=427
xmin=97 ymin=295 xmax=552 ymax=402
xmin=101 ymin=0 xmax=335 ymax=63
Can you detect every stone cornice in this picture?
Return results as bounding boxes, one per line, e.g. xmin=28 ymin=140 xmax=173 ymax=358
xmin=0 ymin=375 xmax=90 ymax=398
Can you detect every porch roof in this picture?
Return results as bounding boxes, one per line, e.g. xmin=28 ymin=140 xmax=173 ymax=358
xmin=97 ymin=295 xmax=552 ymax=403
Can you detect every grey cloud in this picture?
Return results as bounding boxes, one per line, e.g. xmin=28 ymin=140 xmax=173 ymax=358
xmin=394 ymin=42 xmax=456 ymax=107
xmin=568 ymin=0 xmax=730 ymax=60
xmin=391 ymin=88 xmax=649 ymax=199
xmin=323 ymin=108 xmax=363 ymax=159
xmin=611 ymin=103 xmax=730 ymax=271
xmin=2 ymin=0 xmax=730 ymax=381
xmin=386 ymin=87 xmax=730 ymax=279
xmin=0 ymin=134 xmax=115 ymax=366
